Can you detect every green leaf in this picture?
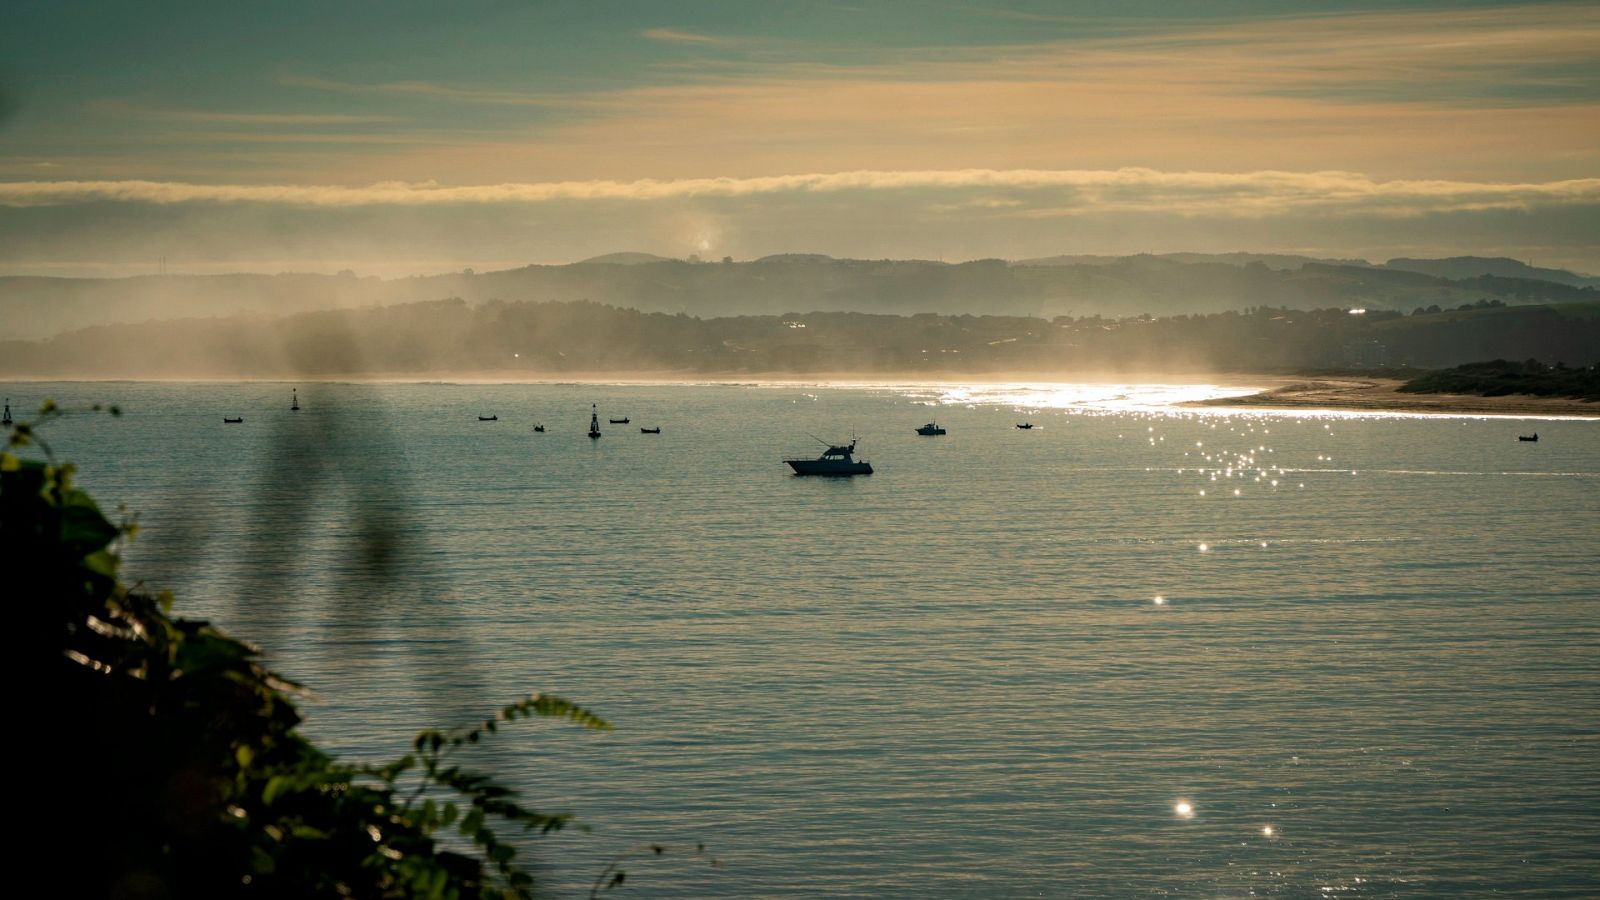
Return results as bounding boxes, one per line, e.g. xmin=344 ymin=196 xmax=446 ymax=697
xmin=262 ymin=775 xmax=291 ymax=806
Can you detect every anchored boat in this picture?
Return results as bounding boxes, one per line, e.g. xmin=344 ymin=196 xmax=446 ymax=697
xmin=785 ymin=438 xmax=873 ymax=476
xmin=915 ymin=422 xmax=946 ymax=436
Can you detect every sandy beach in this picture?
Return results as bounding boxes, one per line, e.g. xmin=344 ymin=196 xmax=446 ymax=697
xmin=1193 ymin=377 xmax=1600 ymax=418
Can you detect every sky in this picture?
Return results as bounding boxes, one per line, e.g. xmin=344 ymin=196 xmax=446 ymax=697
xmin=1 ymin=0 xmax=1597 ymax=276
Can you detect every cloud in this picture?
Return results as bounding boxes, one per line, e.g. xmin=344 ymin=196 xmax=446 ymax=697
xmin=280 ymin=74 xmax=568 ymax=108
xmin=641 ymin=27 xmax=735 ymax=46
xmin=250 ymin=4 xmax=1598 ymax=188
xmin=3 ymin=168 xmax=1597 ymax=218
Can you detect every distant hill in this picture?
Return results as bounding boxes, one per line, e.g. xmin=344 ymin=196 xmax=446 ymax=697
xmin=2 ymin=253 xmax=1594 ymax=339
xmin=577 ymin=251 xmax=677 ymax=265
xmin=4 ymin=298 xmax=1595 ymax=379
xmin=1016 ymin=251 xmax=1372 ymax=270
xmin=1383 ymin=256 xmax=1600 ymax=288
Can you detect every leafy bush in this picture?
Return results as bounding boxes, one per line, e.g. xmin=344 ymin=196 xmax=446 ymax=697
xmin=3 ymin=404 xmax=609 ymax=899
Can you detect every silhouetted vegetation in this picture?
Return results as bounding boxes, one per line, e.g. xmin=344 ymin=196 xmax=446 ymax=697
xmin=1399 ymin=360 xmax=1600 ymax=401
xmin=4 ymin=404 xmax=612 ymax=898
xmin=3 ymin=298 xmax=1597 ymax=378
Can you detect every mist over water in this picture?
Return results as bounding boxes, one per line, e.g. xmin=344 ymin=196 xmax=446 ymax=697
xmin=23 ymin=381 xmax=1600 ymax=897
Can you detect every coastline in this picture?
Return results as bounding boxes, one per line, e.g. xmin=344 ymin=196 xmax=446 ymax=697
xmin=5 ymin=371 xmax=1595 ymax=418
xmin=1189 ymin=377 xmax=1600 ymax=418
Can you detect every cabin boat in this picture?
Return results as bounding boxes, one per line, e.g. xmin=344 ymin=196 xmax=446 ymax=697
xmin=915 ymin=422 xmax=946 ymax=436
xmin=223 ymin=417 xmax=244 ymax=424
xmin=533 ymin=424 xmax=545 ymax=432
xmin=785 ymin=438 xmax=873 ymax=476
xmin=588 ymin=404 xmax=602 ymax=439
xmin=609 ymin=417 xmax=630 ymax=424
xmin=640 ymin=427 xmax=661 ymax=434
xmin=1519 ymin=433 xmax=1539 ymax=442
xmin=478 ymin=415 xmax=498 ymax=421
xmin=1016 ymin=423 xmax=1034 ymax=430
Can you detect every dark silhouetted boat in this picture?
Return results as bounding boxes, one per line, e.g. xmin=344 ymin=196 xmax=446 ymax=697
xmin=290 ymin=389 xmax=300 ymax=411
xmin=1016 ymin=422 xmax=1034 ymax=430
xmin=609 ymin=417 xmax=630 ymax=424
xmin=1519 ymin=433 xmax=1538 ymax=442
xmin=915 ymin=422 xmax=946 ymax=436
xmin=786 ymin=438 xmax=872 ymax=476
xmin=478 ymin=415 xmax=498 ymax=421
xmin=641 ymin=426 xmax=661 ymax=434
xmin=588 ymin=404 xmax=602 ymax=439
xmin=223 ymin=417 xmax=243 ymax=424
xmin=533 ymin=424 xmax=545 ymax=432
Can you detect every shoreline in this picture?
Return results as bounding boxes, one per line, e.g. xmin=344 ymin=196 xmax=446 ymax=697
xmin=1189 ymin=377 xmax=1600 ymax=418
xmin=5 ymin=372 xmax=1596 ymax=418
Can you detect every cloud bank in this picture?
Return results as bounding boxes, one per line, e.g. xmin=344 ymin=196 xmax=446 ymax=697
xmin=4 ymin=169 xmax=1598 ymax=218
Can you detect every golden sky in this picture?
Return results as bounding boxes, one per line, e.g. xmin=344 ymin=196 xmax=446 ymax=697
xmin=2 ymin=1 xmax=1596 ymax=274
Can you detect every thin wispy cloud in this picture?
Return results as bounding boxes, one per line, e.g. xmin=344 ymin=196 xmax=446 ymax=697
xmin=5 ymin=168 xmax=1597 ymax=218
xmin=641 ymin=27 xmax=736 ymax=46
xmin=88 ymin=99 xmax=404 ymax=126
xmin=279 ymin=74 xmax=570 ymax=108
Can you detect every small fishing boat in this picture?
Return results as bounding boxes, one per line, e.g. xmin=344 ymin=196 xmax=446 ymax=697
xmin=290 ymin=389 xmax=300 ymax=411
xmin=588 ymin=404 xmax=602 ymax=439
xmin=640 ymin=427 xmax=661 ymax=434
xmin=533 ymin=424 xmax=545 ymax=432
xmin=478 ymin=415 xmax=498 ymax=421
xmin=609 ymin=417 xmax=630 ymax=424
xmin=915 ymin=422 xmax=946 ymax=436
xmin=223 ymin=417 xmax=244 ymax=424
xmin=1016 ymin=422 xmax=1034 ymax=430
xmin=1519 ymin=433 xmax=1538 ymax=442
xmin=785 ymin=438 xmax=873 ymax=476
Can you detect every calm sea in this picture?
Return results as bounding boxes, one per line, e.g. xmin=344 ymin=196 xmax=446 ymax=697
xmin=17 ymin=381 xmax=1600 ymax=897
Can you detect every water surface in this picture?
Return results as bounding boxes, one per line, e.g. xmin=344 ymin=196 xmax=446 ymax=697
xmin=18 ymin=381 xmax=1600 ymax=897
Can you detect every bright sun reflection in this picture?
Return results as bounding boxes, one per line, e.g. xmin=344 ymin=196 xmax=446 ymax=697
xmin=1262 ymin=825 xmax=1275 ymax=836
xmin=1174 ymin=800 xmax=1195 ymax=818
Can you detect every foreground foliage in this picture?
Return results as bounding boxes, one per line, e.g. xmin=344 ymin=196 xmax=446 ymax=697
xmin=4 ymin=404 xmax=609 ymax=898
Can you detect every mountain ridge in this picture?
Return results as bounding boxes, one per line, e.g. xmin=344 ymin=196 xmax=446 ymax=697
xmin=2 ymin=253 xmax=1593 ymax=340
